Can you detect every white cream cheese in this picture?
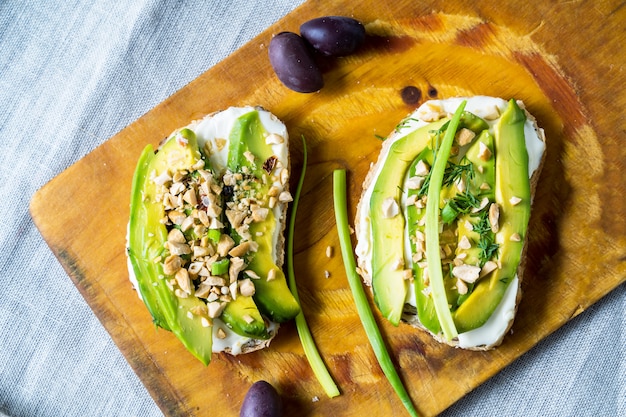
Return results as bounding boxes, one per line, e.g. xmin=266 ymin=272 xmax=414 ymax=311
xmin=127 ymin=106 xmax=289 ymax=354
xmin=355 ymin=96 xmax=545 ymax=347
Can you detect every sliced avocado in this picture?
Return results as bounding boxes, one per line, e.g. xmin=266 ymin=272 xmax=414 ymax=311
xmin=221 ymin=294 xmax=269 ymax=339
xmin=226 ymin=110 xmax=300 ymax=323
xmin=370 ymin=118 xmax=448 ymax=325
xmin=128 ymin=129 xmax=213 ymax=365
xmin=453 ymin=99 xmax=531 ymax=332
xmin=405 ymin=148 xmax=441 ymax=334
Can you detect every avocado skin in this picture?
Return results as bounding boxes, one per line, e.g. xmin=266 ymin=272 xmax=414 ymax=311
xmin=453 ymin=99 xmax=530 ymax=333
xmin=128 ymin=130 xmax=213 ymax=365
xmin=226 ymin=111 xmax=300 ymax=323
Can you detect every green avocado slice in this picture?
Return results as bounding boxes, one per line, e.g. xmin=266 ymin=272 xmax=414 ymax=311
xmin=370 ymin=118 xmax=448 ymax=326
xmin=225 ymin=110 xmax=300 ymax=323
xmin=128 ymin=129 xmax=213 ymax=365
xmin=453 ymin=99 xmax=531 ymax=332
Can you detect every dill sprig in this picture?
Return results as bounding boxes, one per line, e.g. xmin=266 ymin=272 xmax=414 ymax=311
xmin=477 ymin=234 xmax=499 ymax=266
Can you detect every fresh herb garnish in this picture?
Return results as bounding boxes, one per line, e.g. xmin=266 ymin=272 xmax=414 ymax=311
xmin=442 ymin=161 xmax=475 ymax=188
xmin=477 ymin=234 xmax=499 ymax=266
xmin=395 ymin=116 xmax=420 ymax=132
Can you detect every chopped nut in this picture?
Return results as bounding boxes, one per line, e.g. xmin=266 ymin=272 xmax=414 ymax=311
xmin=452 ymin=263 xmax=481 ymax=283
xmin=381 ymin=197 xmax=399 ymax=219
xmin=267 ymin=268 xmax=277 ymax=282
xmin=183 ymin=189 xmax=197 ymax=206
xmin=207 ymin=301 xmax=225 ymax=318
xmin=217 ymin=234 xmax=235 ymax=257
xmin=175 ymin=268 xmax=192 ymax=295
xmin=455 ymin=128 xmax=476 ymax=146
xmin=167 ymin=228 xmax=186 ymax=244
xmin=242 ymin=314 xmax=255 ymax=324
xmin=197 ymin=210 xmax=210 ymax=226
xmin=152 ymin=171 xmax=172 ymax=186
xmin=458 ymin=235 xmax=472 ymax=250
xmin=244 ymin=269 xmax=260 ymax=279
xmin=251 ymin=206 xmax=269 ymax=222
xmin=265 ymin=133 xmax=284 ymax=145
xmin=205 ymin=276 xmax=226 ymax=286
xmin=168 ymin=210 xmax=186 ymax=225
xmin=226 ymin=209 xmax=246 ymax=230
xmin=193 ymin=245 xmax=211 ymax=258
xmin=214 ymin=138 xmax=227 ymax=151
xmin=239 ymin=278 xmax=256 ymax=297
xmin=480 ymin=261 xmax=498 ymax=277
xmin=170 ymin=181 xmax=186 ymax=196
xmin=401 ymin=269 xmax=413 ymax=280
xmin=455 ymin=177 xmax=466 ymax=193
xmin=478 ymin=141 xmax=493 ymax=161
xmin=509 ymin=196 xmax=522 ymax=206
xmin=267 ymin=185 xmax=280 ymax=197
xmin=190 ymin=304 xmax=208 ymax=317
xmin=168 ymin=241 xmax=191 ymax=256
xmin=180 ymin=215 xmax=195 ymax=232
xmin=472 ymin=197 xmax=490 ymax=213
xmin=162 ymin=255 xmax=183 ymax=275
xmin=229 ymin=257 xmax=245 ymax=283
xmin=414 ymin=160 xmax=430 ymax=176
xmin=510 ymin=233 xmax=522 ymax=242
xmin=216 ymin=327 xmax=227 ymax=338
xmin=406 ymin=176 xmax=425 ymax=190
xmin=188 ymin=262 xmax=203 ymax=276
xmin=201 ymin=317 xmax=211 ymax=328
xmin=279 ymin=168 xmax=289 ymax=186
xmin=229 ymin=242 xmax=250 ymax=258
xmin=174 ymin=288 xmax=188 ymax=298
xmin=392 ymin=257 xmax=404 ymax=271
xmin=489 ymin=203 xmax=500 ymax=233
xmin=324 ymin=270 xmax=331 ymax=278
xmin=278 ymin=191 xmax=293 ymax=203
xmin=326 ymin=246 xmax=333 ymax=258
xmin=479 ymin=182 xmax=491 ymax=191
xmin=456 ymin=278 xmax=469 ymax=295
xmin=243 ymin=150 xmax=255 ymax=164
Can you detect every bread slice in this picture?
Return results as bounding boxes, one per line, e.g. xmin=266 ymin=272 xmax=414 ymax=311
xmin=354 ymin=96 xmax=546 ymax=350
xmin=127 ymin=106 xmax=294 ymax=358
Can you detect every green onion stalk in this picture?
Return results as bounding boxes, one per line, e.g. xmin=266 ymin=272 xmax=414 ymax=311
xmin=333 ymin=169 xmax=419 ymax=417
xmin=286 ymin=136 xmax=340 ymax=398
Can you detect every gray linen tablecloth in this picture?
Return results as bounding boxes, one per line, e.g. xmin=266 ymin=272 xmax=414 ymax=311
xmin=1 ymin=1 xmax=624 ymax=416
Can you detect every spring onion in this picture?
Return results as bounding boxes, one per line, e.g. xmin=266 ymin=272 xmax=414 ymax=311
xmin=333 ymin=169 xmax=419 ymax=417
xmin=287 ymin=136 xmax=340 ymax=398
xmin=424 ymin=100 xmax=466 ymax=341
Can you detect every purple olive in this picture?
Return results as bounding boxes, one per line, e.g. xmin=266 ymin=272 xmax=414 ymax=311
xmin=240 ymin=380 xmax=283 ymax=417
xmin=300 ymin=16 xmax=365 ymax=57
xmin=268 ymin=31 xmax=324 ymax=93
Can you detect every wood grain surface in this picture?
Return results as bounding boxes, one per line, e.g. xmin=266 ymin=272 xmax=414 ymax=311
xmin=30 ymin=0 xmax=626 ymax=416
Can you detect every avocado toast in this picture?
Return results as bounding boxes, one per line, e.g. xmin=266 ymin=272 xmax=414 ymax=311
xmin=127 ymin=106 xmax=300 ymax=365
xmin=355 ymin=96 xmax=545 ymax=349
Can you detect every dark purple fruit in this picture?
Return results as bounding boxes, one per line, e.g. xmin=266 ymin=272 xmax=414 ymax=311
xmin=240 ymin=380 xmax=283 ymax=417
xmin=268 ymin=31 xmax=323 ymax=93
xmin=300 ymin=16 xmax=365 ymax=57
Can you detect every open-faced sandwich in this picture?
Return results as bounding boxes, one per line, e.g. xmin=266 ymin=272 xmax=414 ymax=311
xmin=355 ymin=96 xmax=545 ymax=349
xmin=127 ymin=106 xmax=300 ymax=365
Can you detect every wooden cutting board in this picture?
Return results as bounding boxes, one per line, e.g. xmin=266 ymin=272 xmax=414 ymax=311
xmin=30 ymin=0 xmax=626 ymax=416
